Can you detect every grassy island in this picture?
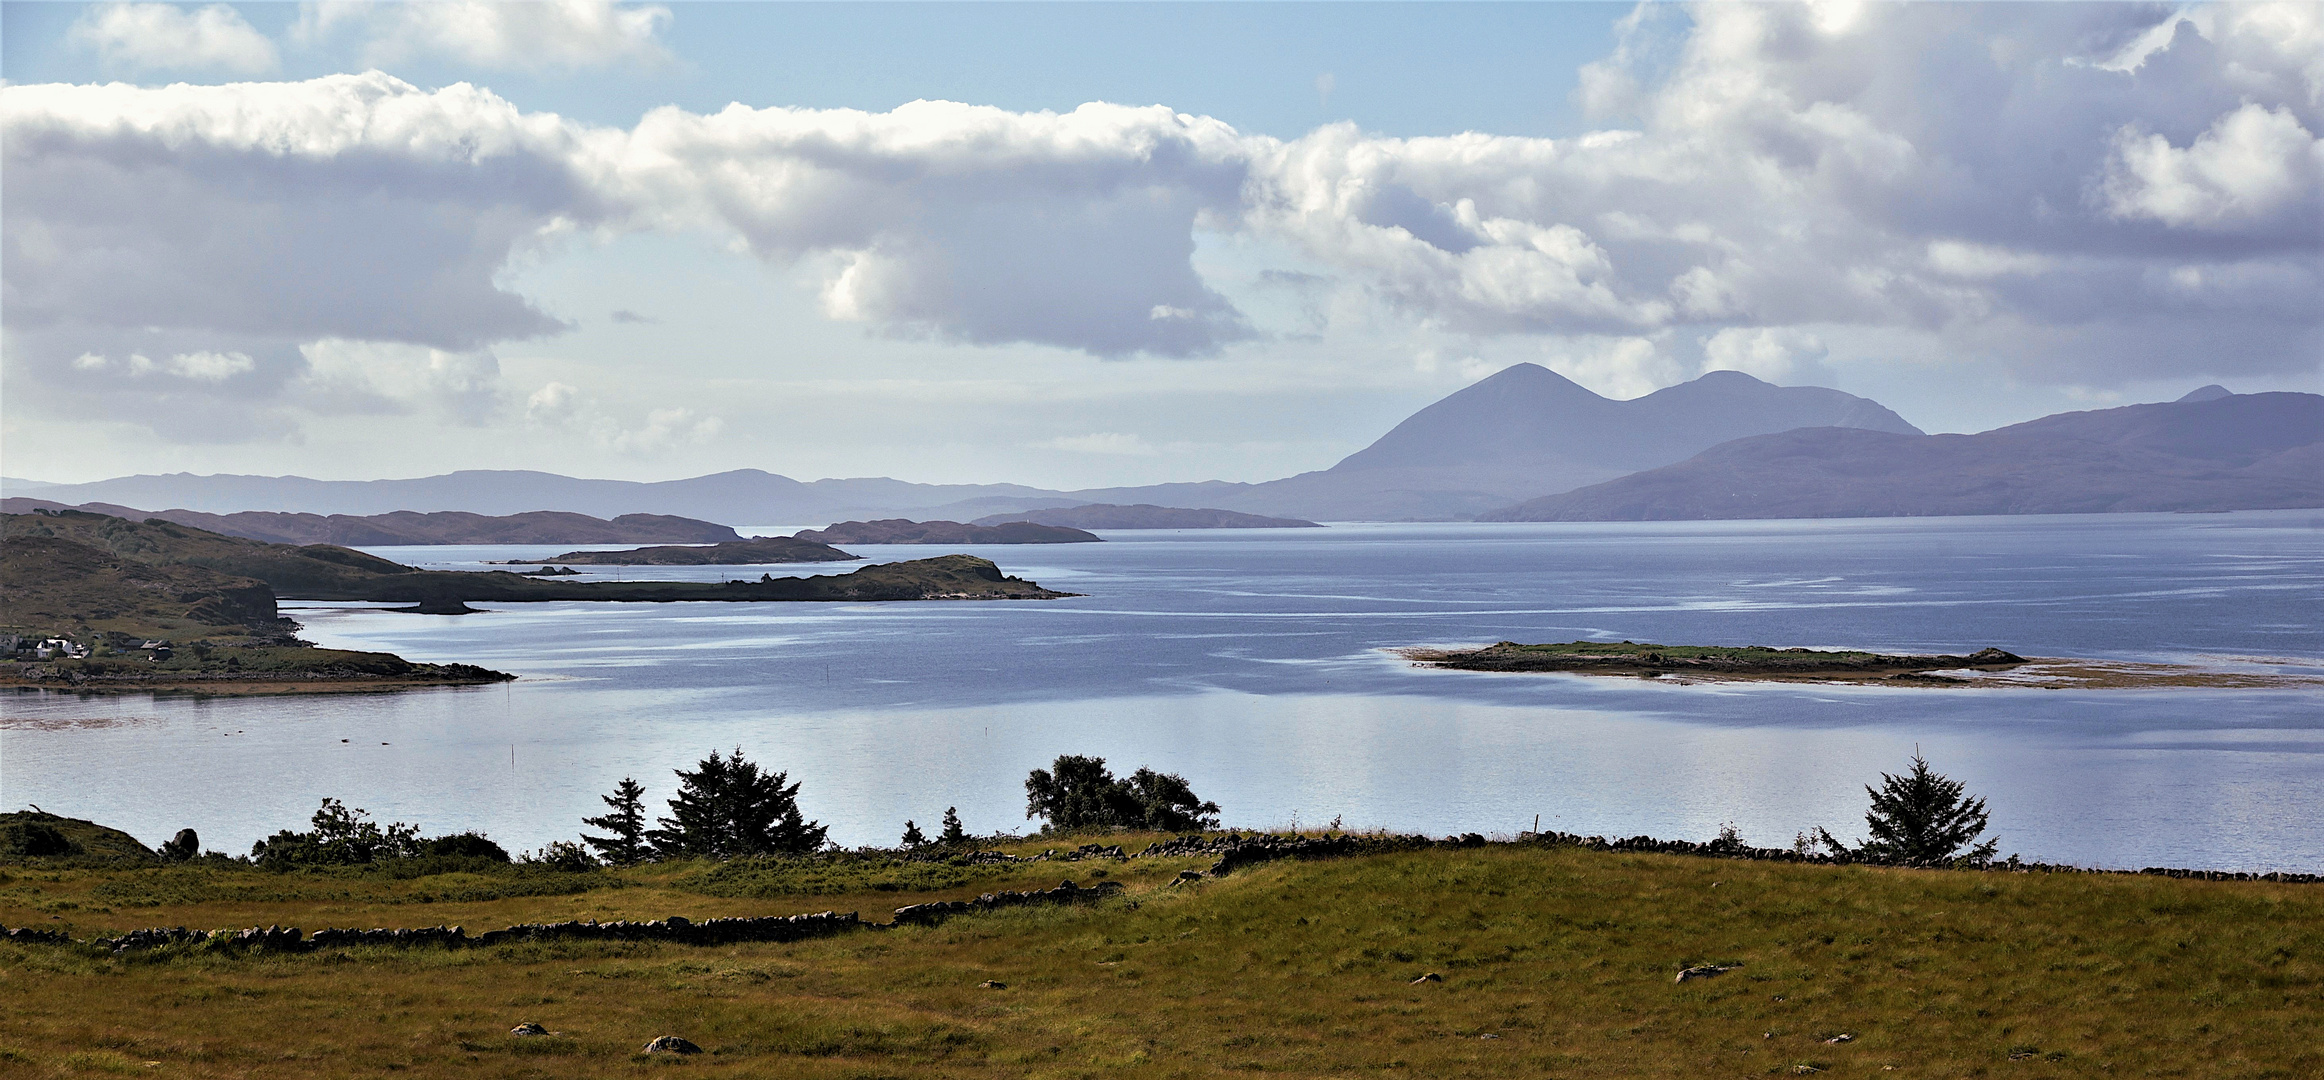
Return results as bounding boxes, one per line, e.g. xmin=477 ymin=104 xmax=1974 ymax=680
xmin=1401 ymin=640 xmax=2324 ymax=689
xmin=2 ymin=828 xmax=2317 ymax=1077
xmin=1406 ymin=640 xmax=2028 ymax=682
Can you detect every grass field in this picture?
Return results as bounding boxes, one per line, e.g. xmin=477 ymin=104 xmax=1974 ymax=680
xmin=3 ymin=841 xmax=2319 ymax=1078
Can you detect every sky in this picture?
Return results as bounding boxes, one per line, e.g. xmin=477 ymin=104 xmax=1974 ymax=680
xmin=2 ymin=1 xmax=2319 ymax=488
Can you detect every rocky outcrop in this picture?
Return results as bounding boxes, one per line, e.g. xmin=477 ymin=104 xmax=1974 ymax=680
xmin=796 ymin=520 xmax=1101 ymax=545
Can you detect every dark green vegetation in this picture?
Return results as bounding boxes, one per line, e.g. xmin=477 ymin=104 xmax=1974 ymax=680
xmin=4 ymin=837 xmax=2318 ymax=1078
xmin=0 ymin=812 xmax=157 ymax=862
xmin=643 ymin=749 xmax=830 ymax=859
xmin=796 ymin=519 xmax=1102 ymax=545
xmin=1410 ymin=639 xmax=2027 ymax=682
xmin=1819 ymin=754 xmax=2000 ymax=866
xmin=0 ymin=499 xmax=743 ymax=546
xmin=1024 ymin=755 xmax=1222 ymax=834
xmin=528 ymin=535 xmax=858 ymax=565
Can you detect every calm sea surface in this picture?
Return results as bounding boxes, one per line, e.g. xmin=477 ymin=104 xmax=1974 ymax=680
xmin=6 ymin=514 xmax=2320 ymax=870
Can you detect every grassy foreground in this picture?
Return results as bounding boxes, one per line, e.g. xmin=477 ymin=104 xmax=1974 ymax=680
xmin=2 ymin=841 xmax=2319 ymax=1078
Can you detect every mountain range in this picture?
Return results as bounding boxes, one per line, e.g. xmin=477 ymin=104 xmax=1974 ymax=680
xmin=8 ymin=369 xmax=2313 ymax=524
xmin=1483 ymin=388 xmax=2323 ymax=521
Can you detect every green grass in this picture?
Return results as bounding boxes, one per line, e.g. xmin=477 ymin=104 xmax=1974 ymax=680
xmin=3 ymin=841 xmax=2318 ymax=1078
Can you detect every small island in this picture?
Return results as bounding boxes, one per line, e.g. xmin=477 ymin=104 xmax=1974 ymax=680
xmin=1406 ymin=640 xmax=2029 ymax=682
xmin=1399 ymin=639 xmax=2323 ymax=690
xmin=970 ymin=504 xmax=1323 ymax=529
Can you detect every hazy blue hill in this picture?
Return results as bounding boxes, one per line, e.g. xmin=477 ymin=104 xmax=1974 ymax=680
xmin=0 ymin=501 xmax=742 ymax=546
xmin=8 ymin=365 xmax=1923 ymax=524
xmin=1186 ymin=365 xmax=1922 ymax=520
xmin=970 ymin=504 xmax=1321 ymax=529
xmin=1482 ymin=391 xmax=2324 ymax=521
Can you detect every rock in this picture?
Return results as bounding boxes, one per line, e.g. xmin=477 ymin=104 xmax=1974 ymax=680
xmin=510 ymin=1023 xmax=549 ymax=1037
xmin=1172 ymin=869 xmax=1204 ymax=885
xmin=641 ymin=1036 xmax=702 ymax=1055
xmin=1675 ymin=963 xmax=1740 ymax=982
xmin=1410 ymin=972 xmax=1443 ymax=984
xmin=1823 ymin=1033 xmax=1853 ymax=1044
xmin=978 ymin=980 xmax=1007 ymax=989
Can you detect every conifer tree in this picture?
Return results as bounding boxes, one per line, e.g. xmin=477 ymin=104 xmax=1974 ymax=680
xmin=646 ymin=748 xmax=828 ymax=859
xmin=900 ymin=819 xmax=927 ymax=848
xmin=1819 ymin=754 xmax=1998 ymax=865
xmin=581 ymin=777 xmax=648 ymax=866
xmin=939 ymin=806 xmax=967 ymax=845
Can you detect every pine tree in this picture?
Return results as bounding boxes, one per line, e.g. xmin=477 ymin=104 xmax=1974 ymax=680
xmin=1820 ymin=754 xmax=1998 ymax=865
xmin=646 ymin=748 xmax=829 ymax=859
xmin=900 ymin=820 xmax=928 ymax=848
xmin=581 ymin=777 xmax=648 ymax=866
xmin=939 ymin=806 xmax=967 ymax=845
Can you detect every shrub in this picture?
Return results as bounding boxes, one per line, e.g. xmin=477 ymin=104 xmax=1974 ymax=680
xmin=249 ymin=798 xmax=422 ymax=867
xmin=1024 ymin=755 xmax=1220 ymax=834
xmin=1 ymin=821 xmax=81 ymax=858
xmin=422 ymin=832 xmax=510 ymax=862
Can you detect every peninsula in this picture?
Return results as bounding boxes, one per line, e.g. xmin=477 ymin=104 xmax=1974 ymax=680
xmin=796 ymin=519 xmax=1100 ymax=544
xmin=515 ymin=536 xmax=858 ymax=566
xmin=2 ymin=510 xmax=1075 ymax=691
xmin=971 ymin=504 xmax=1322 ymax=529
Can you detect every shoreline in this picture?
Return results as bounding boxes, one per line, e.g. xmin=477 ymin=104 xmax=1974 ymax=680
xmin=0 ymin=668 xmax=515 ymax=697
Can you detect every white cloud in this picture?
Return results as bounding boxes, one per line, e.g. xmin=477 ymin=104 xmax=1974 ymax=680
xmin=608 ymin=98 xmax=1255 ymax=357
xmin=1701 ymin=327 xmax=1832 ymax=385
xmin=301 ymin=0 xmax=673 ymax=72
xmin=69 ymin=3 xmax=279 ymax=75
xmin=522 ymin=381 xmax=720 ymax=453
xmin=2102 ymin=102 xmax=2324 ymax=229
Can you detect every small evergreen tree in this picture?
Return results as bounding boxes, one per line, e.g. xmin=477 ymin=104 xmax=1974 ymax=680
xmin=939 ymin=806 xmax=967 ymax=845
xmin=581 ymin=777 xmax=649 ymax=866
xmin=1819 ymin=754 xmax=1998 ymax=865
xmin=646 ymin=748 xmax=828 ymax=859
xmin=900 ymin=819 xmax=928 ymax=848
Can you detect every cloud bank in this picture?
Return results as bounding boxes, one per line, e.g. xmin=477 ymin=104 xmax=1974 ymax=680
xmin=5 ymin=2 xmax=2316 ymax=445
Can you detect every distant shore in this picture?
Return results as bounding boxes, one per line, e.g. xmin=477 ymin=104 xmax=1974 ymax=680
xmin=0 ymin=662 xmax=515 ymax=696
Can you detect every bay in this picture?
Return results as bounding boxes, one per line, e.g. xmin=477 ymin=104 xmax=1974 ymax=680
xmin=5 ymin=513 xmax=2320 ymax=871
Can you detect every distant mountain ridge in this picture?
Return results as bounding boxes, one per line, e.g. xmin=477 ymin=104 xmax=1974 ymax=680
xmin=1164 ymin=365 xmax=1923 ymax=520
xmin=6 ymin=365 xmax=1927 ymax=523
xmin=1483 ymin=391 xmax=2324 ymax=521
xmin=0 ymin=501 xmax=742 ymax=546
xmin=971 ymin=504 xmax=1321 ymax=529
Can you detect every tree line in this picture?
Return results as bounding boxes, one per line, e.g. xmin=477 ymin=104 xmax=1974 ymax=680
xmin=67 ymin=748 xmax=1995 ymax=870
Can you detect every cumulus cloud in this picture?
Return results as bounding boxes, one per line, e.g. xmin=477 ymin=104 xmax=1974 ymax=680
xmin=606 ymin=98 xmax=1256 ymax=356
xmin=2102 ymin=102 xmax=2324 ymax=229
xmin=69 ymin=3 xmax=278 ymax=75
xmin=300 ymin=0 xmax=673 ymax=72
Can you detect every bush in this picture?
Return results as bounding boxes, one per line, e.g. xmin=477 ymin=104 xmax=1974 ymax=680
xmin=250 ymin=798 xmax=422 ymax=867
xmin=1024 ymin=755 xmax=1220 ymax=834
xmin=1 ymin=821 xmax=81 ymax=858
xmin=422 ymin=832 xmax=510 ymax=862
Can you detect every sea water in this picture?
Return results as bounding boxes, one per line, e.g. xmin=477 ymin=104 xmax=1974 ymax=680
xmin=5 ymin=513 xmax=2319 ymax=870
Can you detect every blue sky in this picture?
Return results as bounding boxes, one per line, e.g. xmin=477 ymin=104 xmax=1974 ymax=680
xmin=3 ymin=2 xmax=2317 ymax=486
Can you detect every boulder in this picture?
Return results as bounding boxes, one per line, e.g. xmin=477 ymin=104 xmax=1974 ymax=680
xmin=642 ymin=1036 xmax=702 ymax=1055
